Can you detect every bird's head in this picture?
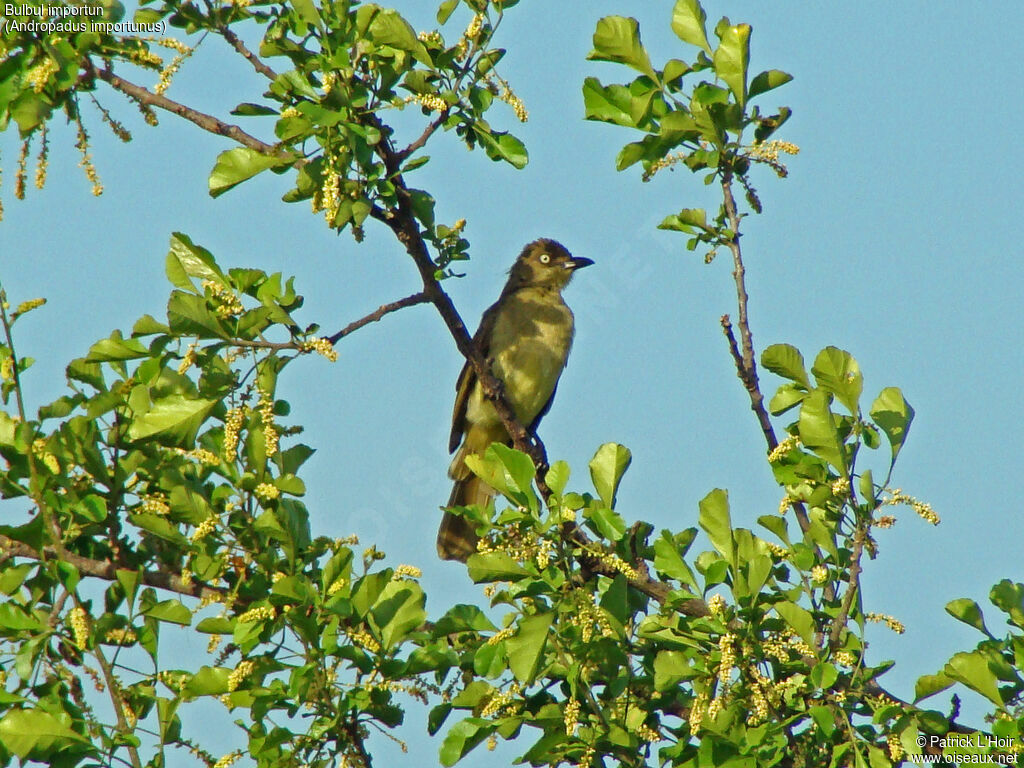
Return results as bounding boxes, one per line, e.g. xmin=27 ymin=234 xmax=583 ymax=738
xmin=506 ymin=238 xmax=594 ymax=291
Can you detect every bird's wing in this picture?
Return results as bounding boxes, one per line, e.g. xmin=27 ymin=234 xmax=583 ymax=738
xmin=449 ymin=300 xmax=501 ymax=453
xmin=528 ymin=381 xmax=558 ymax=434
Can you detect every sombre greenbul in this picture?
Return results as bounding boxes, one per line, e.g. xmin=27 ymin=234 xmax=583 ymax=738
xmin=438 ymin=238 xmax=593 ymax=562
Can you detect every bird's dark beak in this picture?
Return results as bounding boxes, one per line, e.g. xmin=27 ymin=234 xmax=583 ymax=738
xmin=566 ymin=257 xmax=594 ymax=270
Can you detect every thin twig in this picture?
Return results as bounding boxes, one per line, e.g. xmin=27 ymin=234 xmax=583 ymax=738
xmin=395 ymin=114 xmax=447 ymax=163
xmin=829 ymin=523 xmax=866 ymax=648
xmin=327 ymin=292 xmax=428 ymax=344
xmin=218 ymin=25 xmax=277 ymax=80
xmin=88 ymin=612 xmax=144 ymax=768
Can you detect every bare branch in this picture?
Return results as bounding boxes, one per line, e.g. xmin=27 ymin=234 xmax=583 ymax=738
xmin=395 ymin=113 xmax=447 ymax=163
xmin=86 ymin=62 xmax=290 ymax=160
xmin=219 ymin=26 xmax=278 ymax=81
xmin=327 ymin=291 xmax=428 ymax=345
xmin=0 ymin=535 xmax=229 ymax=603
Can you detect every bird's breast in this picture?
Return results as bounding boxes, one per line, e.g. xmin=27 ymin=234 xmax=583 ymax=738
xmin=486 ymin=290 xmax=575 ymax=424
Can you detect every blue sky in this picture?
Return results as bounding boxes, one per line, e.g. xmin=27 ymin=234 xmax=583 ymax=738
xmin=2 ymin=0 xmax=1023 ymax=763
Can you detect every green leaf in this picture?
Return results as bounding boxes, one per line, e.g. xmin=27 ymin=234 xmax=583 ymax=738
xmin=757 ymin=515 xmax=790 ymax=546
xmin=86 ymin=333 xmax=149 ymax=363
xmin=768 ymin=383 xmax=807 ymax=416
xmin=582 ymin=78 xmax=636 ymax=128
xmin=544 ymin=460 xmax=570 ymax=496
xmin=811 ymin=347 xmax=862 ymax=414
xmin=761 ymin=344 xmax=810 ymax=388
xmin=748 ymin=69 xmax=793 ymax=100
xmin=166 ymin=291 xmax=229 ymax=339
xmin=810 ymin=662 xmax=838 ymax=690
xmin=775 ymin=601 xmax=814 ymax=646
xmin=653 ymin=532 xmax=699 ymax=591
xmin=440 ymin=717 xmax=492 ymax=767
xmin=143 ymin=599 xmax=192 ymax=625
xmin=943 ymin=651 xmax=1004 ymax=706
xmin=589 ymin=442 xmax=631 ymax=507
xmin=489 ymin=444 xmax=536 ymax=497
xmin=808 ymin=705 xmax=836 ymax=737
xmin=670 ymin=0 xmax=712 ymax=54
xmin=945 ymin=598 xmax=992 ymax=638
xmin=289 ymin=0 xmax=322 ymax=31
xmin=371 ymin=580 xmax=427 ymax=650
xmin=0 ymin=709 xmax=88 ymax=758
xmin=798 ymin=390 xmax=846 ymax=472
xmin=165 ymin=233 xmax=226 ymax=291
xmin=209 ymin=148 xmax=287 ymax=198
xmin=433 ymin=604 xmax=498 ymax=635
xmin=658 ymin=208 xmax=708 ymax=233
xmin=869 ymin=387 xmax=915 ymax=464
xmin=507 ymin=612 xmax=553 ymax=683
xmin=129 ymin=514 xmax=188 ymax=546
xmin=990 ymin=580 xmax=1024 ymax=630
xmin=369 ymin=8 xmax=431 ymax=65
xmin=473 ymin=128 xmax=528 ymax=169
xmin=585 ymin=506 xmax=627 ymax=542
xmin=183 ymin=666 xmax=231 ymax=698
xmin=466 ymin=552 xmax=530 ymax=583
xmin=436 ymin=0 xmax=457 ymax=25
xmin=914 ymin=672 xmax=954 ymax=702
xmin=698 ymin=489 xmax=733 ymax=565
xmin=653 ymin=650 xmax=693 ymax=690
xmin=588 ymin=16 xmax=656 ymax=79
xmin=127 ymin=393 xmax=217 ymax=445
xmin=712 ymin=23 xmax=750 ymax=108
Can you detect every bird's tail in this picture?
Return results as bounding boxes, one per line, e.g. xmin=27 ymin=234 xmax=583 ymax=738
xmin=437 ymin=444 xmax=495 ymax=562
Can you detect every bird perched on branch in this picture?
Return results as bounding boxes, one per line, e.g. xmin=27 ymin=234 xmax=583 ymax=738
xmin=438 ymin=238 xmax=593 ymax=562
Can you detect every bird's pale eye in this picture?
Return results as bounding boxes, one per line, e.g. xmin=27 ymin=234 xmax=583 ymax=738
xmin=538 ymin=253 xmax=551 ymax=264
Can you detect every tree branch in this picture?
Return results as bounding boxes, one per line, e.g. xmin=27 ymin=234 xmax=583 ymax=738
xmin=85 ymin=61 xmax=290 ymax=160
xmin=218 ymin=25 xmax=278 ymax=81
xmin=0 ymin=535 xmax=229 ymax=603
xmin=327 ymin=291 xmax=428 ymax=345
xmin=395 ymin=113 xmax=447 ymax=163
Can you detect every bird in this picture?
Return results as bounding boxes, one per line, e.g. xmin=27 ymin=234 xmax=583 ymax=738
xmin=437 ymin=238 xmax=593 ymax=562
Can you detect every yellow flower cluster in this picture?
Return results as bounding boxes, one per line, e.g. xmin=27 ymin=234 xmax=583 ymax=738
xmin=157 ymin=670 xmax=189 ymax=691
xmin=254 ymin=389 xmax=278 ymax=456
xmin=563 ymin=697 xmax=580 ymax=735
xmin=327 ymin=578 xmax=348 ymax=596
xmin=347 ymin=628 xmax=381 ymax=653
xmin=746 ymin=669 xmax=774 ymax=725
xmin=571 ymin=593 xmax=614 ymax=643
xmin=26 ymin=57 xmax=59 ymax=93
xmin=32 ymin=438 xmax=59 ymax=474
xmin=689 ymin=692 xmax=708 ymax=732
xmin=191 ymin=514 xmax=217 ymax=542
xmin=15 ymin=298 xmax=46 ymax=315
xmin=312 ymin=169 xmax=341 ymax=223
xmin=748 ymin=140 xmax=800 ymax=178
xmin=201 ymin=280 xmax=244 ymax=318
xmin=418 ymin=30 xmax=443 ymax=46
xmin=69 ymin=607 xmax=90 ymax=650
xmin=251 ymin=483 xmax=276 ymax=501
xmin=641 ymin=151 xmax=686 ymax=182
xmin=34 ymin=127 xmax=48 ymax=190
xmin=486 ymin=627 xmax=514 ymax=647
xmin=810 ymin=565 xmax=829 ymax=584
xmin=486 ymin=734 xmax=498 ymax=751
xmin=155 ymin=50 xmax=191 ymax=95
xmin=0 ymin=357 xmax=13 ymax=381
xmin=883 ymin=489 xmax=940 ymax=525
xmin=223 ymin=406 xmax=246 ymax=462
xmin=480 ymin=682 xmax=522 ymax=718
xmin=887 ymin=733 xmax=904 ymax=762
xmin=175 ymin=447 xmax=220 ymax=466
xmin=177 ymin=342 xmax=198 ymax=374
xmin=207 ymin=634 xmax=222 ymax=654
xmin=335 ymin=534 xmax=360 ymax=547
xmin=718 ymin=633 xmax=736 ymax=683
xmin=873 ymin=514 xmax=896 ymax=529
xmin=14 ymin=138 xmax=29 ymax=200
xmin=122 ymin=702 xmax=138 ymax=728
xmin=104 ymin=627 xmax=137 ymax=645
xmin=227 ymin=659 xmax=256 ymax=692
xmin=866 ymin=612 xmax=905 ymax=634
xmin=300 ymin=337 xmax=338 ymax=362
xmin=321 ymin=71 xmax=337 ymax=94
xmin=393 ymin=564 xmax=422 ymax=580
xmin=599 ymin=551 xmax=639 ymax=581
xmin=634 ymin=722 xmax=661 ymax=743
xmin=212 ymin=750 xmax=243 ymax=768
xmin=707 ymin=594 xmax=726 ymax=616
xmin=415 ymin=93 xmax=449 ymax=113
xmin=237 ymin=605 xmax=275 ymax=624
xmin=768 ymin=435 xmax=800 ymax=463
xmin=485 ymin=73 xmax=528 ymax=122
xmin=765 ymin=541 xmax=789 ymax=559
xmin=830 ymin=476 xmax=850 ymax=497
xmin=786 ymin=634 xmax=815 ymax=657
xmin=833 ymin=650 xmax=856 ymax=667
xmin=466 ymin=13 xmax=485 ymax=40
xmin=74 ymin=117 xmax=103 ymax=196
